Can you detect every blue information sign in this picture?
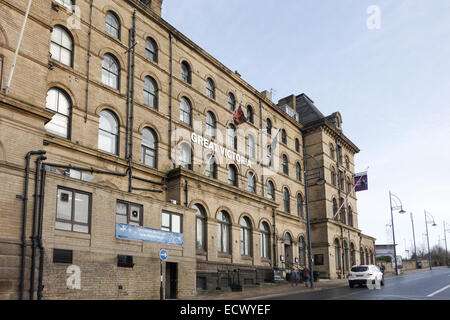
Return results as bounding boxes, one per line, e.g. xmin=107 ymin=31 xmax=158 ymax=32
xmin=160 ymin=249 xmax=168 ymax=261
xmin=115 ymin=223 xmax=184 ymax=247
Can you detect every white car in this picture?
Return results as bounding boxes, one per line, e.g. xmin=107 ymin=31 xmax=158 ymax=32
xmin=348 ymin=265 xmax=384 ymax=288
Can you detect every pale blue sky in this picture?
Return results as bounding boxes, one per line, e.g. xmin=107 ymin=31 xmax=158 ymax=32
xmin=163 ymin=1 xmax=450 ymax=258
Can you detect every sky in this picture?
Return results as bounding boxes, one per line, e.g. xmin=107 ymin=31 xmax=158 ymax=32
xmin=162 ymin=0 xmax=450 ymax=258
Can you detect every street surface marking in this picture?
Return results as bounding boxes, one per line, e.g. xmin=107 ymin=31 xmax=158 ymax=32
xmin=427 ymin=284 xmax=450 ymax=297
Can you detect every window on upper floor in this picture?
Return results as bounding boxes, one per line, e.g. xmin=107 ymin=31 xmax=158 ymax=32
xmin=247 ymin=105 xmax=254 ymax=124
xmin=105 ymin=11 xmax=120 ymax=39
xmin=55 ymin=0 xmax=74 ymax=9
xmin=143 ymin=76 xmax=158 ymax=109
xmin=227 ymin=124 xmax=237 ymax=150
xmin=282 ymin=154 xmax=289 ymax=175
xmin=102 ymin=53 xmax=120 ymax=89
xmin=205 ymin=154 xmax=217 ymax=179
xmin=141 ymin=127 xmax=158 ymax=169
xmin=45 ymin=88 xmax=71 ymax=139
xmin=247 ymin=171 xmax=256 ymax=194
xmin=206 ymin=111 xmax=216 ymax=139
xmin=267 ymin=180 xmax=275 ymax=200
xmin=98 ymin=109 xmax=119 ymax=155
xmin=247 ymin=134 xmax=255 ymax=159
xmin=181 ymin=61 xmax=192 ymax=84
xmin=206 ymin=78 xmax=215 ymax=99
xmin=283 ymin=188 xmax=290 ymax=213
xmin=228 ymin=93 xmax=236 ymax=112
xmin=296 ymin=163 xmax=302 ymax=181
xmin=50 ymin=25 xmax=73 ymax=67
xmin=281 ymin=129 xmax=287 ymax=144
xmin=145 ymin=37 xmax=158 ymax=62
xmin=266 ymin=118 xmax=272 ymax=135
xmin=180 ymin=97 xmax=192 ymax=126
xmin=178 ymin=142 xmax=192 ymax=170
xmin=295 ymin=138 xmax=300 ymax=152
xmin=228 ymin=164 xmax=238 ymax=187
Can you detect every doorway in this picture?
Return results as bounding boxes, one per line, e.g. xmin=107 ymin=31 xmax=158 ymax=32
xmin=165 ymin=262 xmax=178 ymax=299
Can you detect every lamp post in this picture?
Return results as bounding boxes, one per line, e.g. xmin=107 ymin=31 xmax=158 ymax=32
xmin=424 ymin=210 xmax=437 ymax=270
xmin=389 ymin=191 xmax=406 ymax=276
xmin=302 ymin=151 xmax=325 ymax=289
xmin=444 ymin=221 xmax=450 ymax=268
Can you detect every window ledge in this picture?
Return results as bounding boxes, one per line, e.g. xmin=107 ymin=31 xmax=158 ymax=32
xmin=218 ymin=253 xmax=232 ymax=258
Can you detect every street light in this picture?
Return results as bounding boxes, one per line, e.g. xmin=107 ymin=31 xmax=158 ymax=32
xmin=424 ymin=210 xmax=437 ymax=270
xmin=302 ymin=151 xmax=325 ymax=289
xmin=389 ymin=191 xmax=405 ymax=276
xmin=443 ymin=221 xmax=450 ymax=268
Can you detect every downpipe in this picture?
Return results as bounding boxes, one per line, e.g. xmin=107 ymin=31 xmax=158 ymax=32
xmin=37 ymin=164 xmax=47 ymax=300
xmin=19 ymin=150 xmax=45 ymax=300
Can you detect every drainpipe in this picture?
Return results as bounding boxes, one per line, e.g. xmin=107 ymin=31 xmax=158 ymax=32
xmin=37 ymin=163 xmax=47 ymax=300
xmin=128 ymin=10 xmax=136 ymax=193
xmin=168 ymin=33 xmax=173 ymax=165
xmin=29 ymin=154 xmax=46 ymax=300
xmin=125 ymin=26 xmax=132 ymax=158
xmin=259 ymin=99 xmax=264 ymax=197
xmin=184 ymin=180 xmax=188 ymax=207
xmin=19 ymin=150 xmax=45 ymax=300
xmin=272 ymin=208 xmax=277 ymax=268
xmin=83 ymin=0 xmax=93 ymax=123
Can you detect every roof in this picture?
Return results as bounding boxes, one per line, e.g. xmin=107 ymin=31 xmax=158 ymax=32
xmin=295 ymin=94 xmax=326 ymax=126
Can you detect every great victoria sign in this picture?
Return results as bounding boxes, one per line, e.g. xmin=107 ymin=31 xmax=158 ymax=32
xmin=191 ymin=132 xmax=252 ymax=168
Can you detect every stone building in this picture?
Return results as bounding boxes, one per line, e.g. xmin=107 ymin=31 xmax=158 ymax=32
xmin=0 ymin=0 xmax=375 ymax=299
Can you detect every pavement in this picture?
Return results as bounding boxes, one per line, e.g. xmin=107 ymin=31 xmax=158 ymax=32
xmin=187 ymin=267 xmax=447 ymax=300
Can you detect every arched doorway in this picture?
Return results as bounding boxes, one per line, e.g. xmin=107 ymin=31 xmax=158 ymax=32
xmin=283 ymin=232 xmax=293 ymax=269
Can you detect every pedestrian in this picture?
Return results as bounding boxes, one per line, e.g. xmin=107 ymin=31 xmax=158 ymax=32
xmin=302 ymin=266 xmax=311 ymax=288
xmin=290 ymin=267 xmax=298 ymax=286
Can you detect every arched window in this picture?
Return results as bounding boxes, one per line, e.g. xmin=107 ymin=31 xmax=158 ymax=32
xmin=281 ymin=129 xmax=287 ymax=144
xmin=295 ymin=138 xmax=300 ymax=152
xmin=335 ymin=239 xmax=341 ymax=270
xmin=227 ymin=124 xmax=237 ymax=150
xmin=283 ymin=188 xmax=290 ymax=213
xmin=143 ymin=76 xmax=158 ymax=108
xmin=240 ymin=217 xmax=252 ymax=256
xmin=105 ymin=11 xmax=120 ymax=39
xmin=50 ymin=25 xmax=73 ymax=67
xmin=348 ymin=206 xmax=353 ymax=227
xmin=206 ymin=78 xmax=215 ymax=99
xmin=45 ymin=88 xmax=71 ymax=139
xmin=365 ymin=249 xmax=369 ymax=266
xmin=205 ymin=154 xmax=217 ymax=179
xmin=98 ymin=110 xmax=119 ymax=155
xmin=296 ymin=163 xmax=302 ymax=181
xmin=145 ymin=37 xmax=158 ymax=62
xmin=193 ymin=204 xmax=207 ymax=251
xmin=267 ymin=145 xmax=273 ymax=168
xmin=178 ymin=142 xmax=192 ymax=170
xmin=102 ymin=54 xmax=120 ymax=89
xmin=260 ymin=222 xmax=271 ymax=259
xmin=330 ymin=144 xmax=335 ymax=160
xmin=205 ymin=111 xmax=216 ymax=139
xmin=141 ymin=127 xmax=157 ymax=168
xmin=343 ymin=241 xmax=349 ymax=271
xmin=181 ymin=61 xmax=191 ymax=84
xmin=247 ymin=135 xmax=255 ymax=159
xmin=339 ymin=197 xmax=346 ymax=224
xmin=332 ymin=198 xmax=338 ymax=220
xmin=360 ymin=247 xmax=365 ymax=265
xmin=266 ymin=119 xmax=272 ymax=135
xmin=282 ymin=154 xmax=289 ymax=175
xmin=228 ymin=93 xmax=236 ymax=112
xmin=217 ymin=211 xmax=231 ymax=254
xmin=267 ymin=181 xmax=275 ymax=200
xmin=299 ymin=236 xmax=306 ymax=266
xmin=297 ymin=194 xmax=304 ymax=218
xmin=180 ymin=97 xmax=192 ymax=126
xmin=247 ymin=105 xmax=254 ymax=124
xmin=350 ymin=243 xmax=356 ymax=266
xmin=331 ymin=167 xmax=337 ymax=186
xmin=228 ymin=164 xmax=238 ymax=187
xmin=247 ymin=171 xmax=256 ymax=193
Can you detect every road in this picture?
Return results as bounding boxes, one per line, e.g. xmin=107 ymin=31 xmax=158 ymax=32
xmin=249 ymin=268 xmax=450 ymax=300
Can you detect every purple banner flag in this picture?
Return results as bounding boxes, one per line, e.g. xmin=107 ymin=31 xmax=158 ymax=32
xmin=354 ymin=172 xmax=368 ymax=192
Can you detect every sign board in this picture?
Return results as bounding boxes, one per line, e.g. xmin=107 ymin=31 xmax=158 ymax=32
xmin=159 ymin=249 xmax=168 ymax=261
xmin=392 ymin=255 xmax=403 ymax=269
xmin=273 ymin=269 xmax=284 ymax=281
xmin=115 ymin=223 xmax=184 ymax=247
